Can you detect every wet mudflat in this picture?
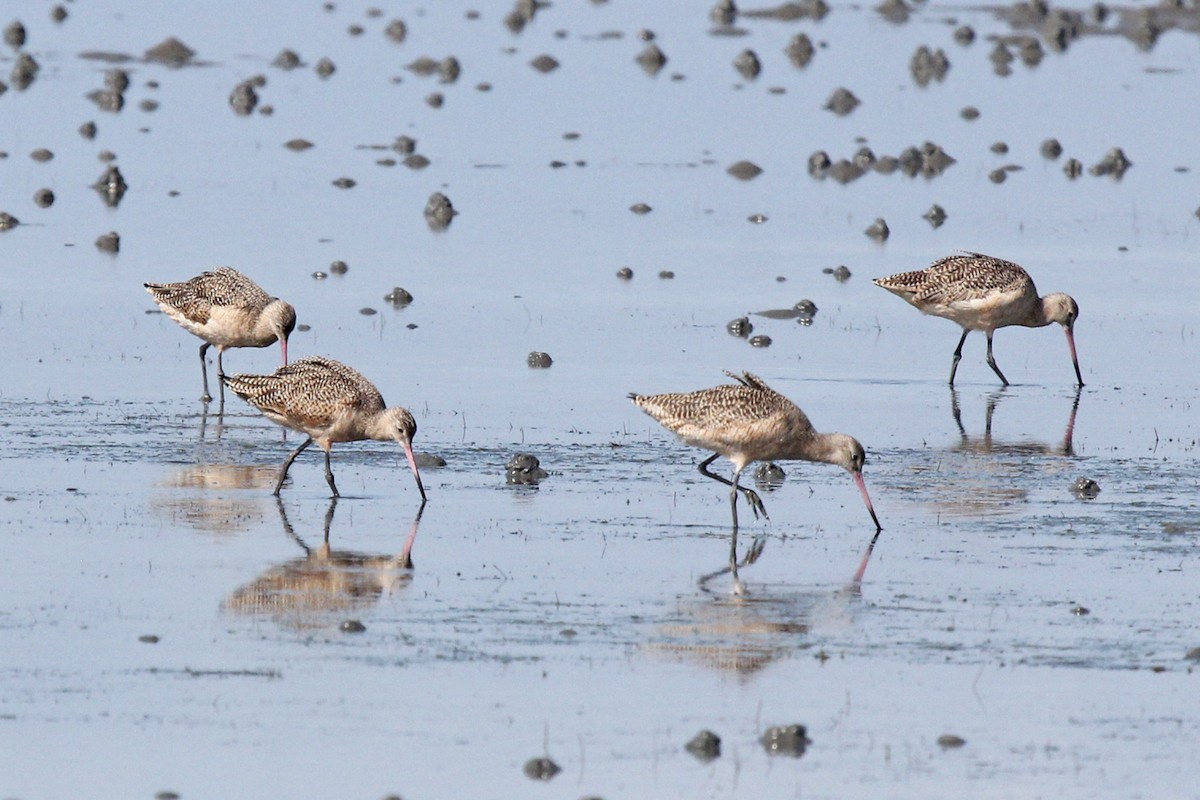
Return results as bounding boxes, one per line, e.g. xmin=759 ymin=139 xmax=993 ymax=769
xmin=2 ymin=2 xmax=1199 ymax=798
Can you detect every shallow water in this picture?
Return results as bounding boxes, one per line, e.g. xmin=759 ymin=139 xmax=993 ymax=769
xmin=2 ymin=2 xmax=1199 ymax=798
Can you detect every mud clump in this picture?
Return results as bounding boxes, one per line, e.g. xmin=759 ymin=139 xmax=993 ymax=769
xmin=685 ymin=730 xmax=721 ymax=761
xmin=4 ymin=20 xmax=26 ymax=49
xmin=761 ymin=724 xmax=810 ymax=757
xmin=144 ymin=37 xmax=195 ymax=67
xmin=95 ymin=231 xmax=120 ymax=253
xmin=785 ymin=33 xmax=815 ymax=68
xmin=526 ymin=351 xmax=553 ymax=369
xmin=1089 ymin=147 xmax=1131 ymax=178
xmin=824 ymin=87 xmax=860 ymax=116
xmin=530 ymin=54 xmax=559 ymax=73
xmin=385 ymin=287 xmax=413 ymax=307
xmin=273 ymin=49 xmax=303 ymax=70
xmin=727 ymin=160 xmax=762 ymax=180
xmin=726 ymin=316 xmax=752 ymax=338
xmin=877 ymin=0 xmax=911 ymax=23
xmin=635 ymin=43 xmax=667 ymax=76
xmin=1072 ymin=477 xmax=1100 ymax=499
xmin=92 ymin=165 xmax=128 ymax=207
xmin=864 ymin=217 xmax=889 ymax=242
xmin=507 ymin=454 xmax=549 ymax=485
xmin=522 ymin=757 xmax=560 ymax=780
xmin=385 ymin=19 xmax=407 ymax=43
xmin=10 ymin=52 xmax=39 ymax=90
xmin=937 ymin=734 xmax=967 ymax=749
xmin=229 ymin=80 xmax=259 ymax=116
xmin=285 ymin=138 xmax=313 ymax=151
xmin=30 ymin=148 xmax=53 ymax=162
xmin=710 ymin=0 xmax=736 ymax=27
xmin=87 ymin=88 xmax=124 ymax=113
xmin=424 ymin=192 xmax=457 ymax=231
xmin=754 ymin=462 xmax=785 ymax=488
xmin=910 ymin=45 xmax=950 ymax=86
xmin=960 ymin=106 xmax=980 ymax=121
xmin=807 ymin=150 xmax=831 ymax=178
xmin=733 ymin=49 xmax=761 ymax=80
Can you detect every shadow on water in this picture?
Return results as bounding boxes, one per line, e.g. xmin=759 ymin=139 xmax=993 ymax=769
xmin=221 ymin=498 xmax=425 ymax=630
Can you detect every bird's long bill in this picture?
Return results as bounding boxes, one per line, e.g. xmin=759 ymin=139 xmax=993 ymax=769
xmin=1064 ymin=327 xmax=1083 ymax=386
xmin=400 ymin=439 xmax=428 ymax=501
xmin=280 ymin=337 xmax=289 ymax=367
xmin=853 ymin=471 xmax=883 ymax=531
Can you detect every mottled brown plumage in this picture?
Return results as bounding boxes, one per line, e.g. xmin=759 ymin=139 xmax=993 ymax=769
xmin=874 ymin=252 xmax=1082 ymax=386
xmin=145 ymin=266 xmax=297 ymax=402
xmin=224 ymin=356 xmax=426 ymax=500
xmin=630 ymin=372 xmax=882 ymax=592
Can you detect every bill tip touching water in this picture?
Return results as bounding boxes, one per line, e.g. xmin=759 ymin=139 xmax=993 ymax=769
xmin=224 ymin=356 xmax=427 ymax=502
xmin=873 ymin=251 xmax=1083 ymax=387
xmin=629 ymin=371 xmax=882 ymax=530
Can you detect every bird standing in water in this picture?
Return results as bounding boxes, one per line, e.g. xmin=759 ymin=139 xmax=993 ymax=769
xmin=630 ymin=372 xmax=882 ymax=592
xmin=873 ymin=252 xmax=1083 ymax=386
xmin=145 ymin=266 xmax=296 ymax=403
xmin=224 ymin=356 xmax=427 ymax=501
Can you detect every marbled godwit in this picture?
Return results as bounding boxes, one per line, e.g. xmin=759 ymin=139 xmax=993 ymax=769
xmin=223 ymin=356 xmax=427 ymax=500
xmin=630 ymin=372 xmax=882 ymax=591
xmin=145 ymin=266 xmax=297 ymax=402
xmin=873 ymin=252 xmax=1082 ymax=386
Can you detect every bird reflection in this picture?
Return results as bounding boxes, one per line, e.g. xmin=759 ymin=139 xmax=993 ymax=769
xmin=950 ymin=386 xmax=1079 ymax=457
xmin=896 ymin=387 xmax=1082 ymax=517
xmin=222 ymin=499 xmax=425 ymax=629
xmin=644 ymin=527 xmax=881 ymax=677
xmin=152 ymin=464 xmax=277 ymax=534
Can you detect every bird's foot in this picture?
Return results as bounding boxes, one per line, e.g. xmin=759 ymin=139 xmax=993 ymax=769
xmin=744 ymin=489 xmax=769 ymax=520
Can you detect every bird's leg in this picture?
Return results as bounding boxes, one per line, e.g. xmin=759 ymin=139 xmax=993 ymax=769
xmin=985 ymin=332 xmax=1010 ymax=386
xmin=322 ymin=447 xmax=340 ymax=498
xmin=216 ymin=347 xmax=227 ymax=405
xmin=948 ymin=329 xmax=970 ymax=386
xmin=698 ymin=454 xmax=769 ymax=521
xmin=198 ymin=342 xmax=213 ymax=403
xmin=273 ymin=436 xmax=313 ymax=496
